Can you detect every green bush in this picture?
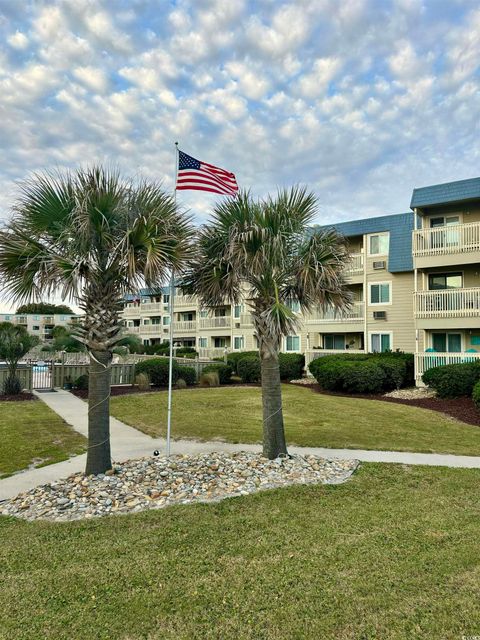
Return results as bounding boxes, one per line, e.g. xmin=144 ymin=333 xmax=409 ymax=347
xmin=373 ymin=357 xmax=406 ymax=390
xmin=308 ymin=354 xmax=397 ymax=394
xmin=74 ymin=373 xmax=89 ymax=390
xmin=226 ymin=351 xmax=259 ymax=374
xmin=3 ymin=375 xmax=22 ymax=395
xmin=308 ymin=357 xmax=347 ymax=391
xmin=341 ymin=361 xmax=386 ymax=394
xmin=177 ymin=366 xmax=196 ymax=386
xmin=202 ymin=363 xmax=233 ymax=385
xmin=199 ymin=371 xmax=219 ymax=387
xmin=238 ymin=355 xmax=261 ymax=383
xmin=472 ymin=380 xmax=480 ymax=410
xmin=422 ymin=362 xmax=480 ymax=398
xmin=278 ymin=353 xmax=305 ymax=380
xmin=135 ymin=358 xmax=178 ymax=387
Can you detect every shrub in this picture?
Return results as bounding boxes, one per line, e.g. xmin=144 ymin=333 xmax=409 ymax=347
xmin=341 ymin=361 xmax=386 ymax=394
xmin=308 ymin=357 xmax=346 ymax=391
xmin=202 ymin=363 xmax=233 ymax=385
xmin=473 ymin=380 xmax=480 ymax=410
xmin=226 ymin=351 xmax=259 ymax=374
xmin=199 ymin=371 xmax=220 ymax=387
xmin=177 ymin=366 xmax=196 ymax=386
xmin=278 ymin=353 xmax=305 ymax=380
xmin=134 ymin=358 xmax=178 ymax=387
xmin=74 ymin=373 xmax=89 ymax=390
xmin=422 ymin=362 xmax=480 ymax=398
xmin=3 ymin=375 xmax=22 ymax=395
xmin=238 ymin=355 xmax=261 ymax=383
xmin=176 ymin=378 xmax=187 ymax=389
xmin=372 ymin=356 xmax=406 ymax=390
xmin=134 ymin=373 xmax=150 ymax=392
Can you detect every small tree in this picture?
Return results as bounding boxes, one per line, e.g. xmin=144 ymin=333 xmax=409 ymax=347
xmin=16 ymin=302 xmax=74 ymax=315
xmin=0 ymin=322 xmax=39 ymax=394
xmin=49 ymin=325 xmax=85 ymax=352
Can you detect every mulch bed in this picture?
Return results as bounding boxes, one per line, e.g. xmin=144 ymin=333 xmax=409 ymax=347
xmin=0 ymin=393 xmax=38 ymax=402
xmin=301 ymin=383 xmax=480 ymax=427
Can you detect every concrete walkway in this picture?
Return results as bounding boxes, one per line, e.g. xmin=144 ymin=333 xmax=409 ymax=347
xmin=2 ymin=389 xmax=480 ymax=501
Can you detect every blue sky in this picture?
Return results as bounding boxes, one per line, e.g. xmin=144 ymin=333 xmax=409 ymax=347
xmin=0 ymin=0 xmax=479 ymax=229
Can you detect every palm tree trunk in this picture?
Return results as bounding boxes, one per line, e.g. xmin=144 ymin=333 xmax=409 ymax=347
xmin=260 ymin=347 xmax=288 ymax=459
xmin=85 ymin=350 xmax=112 ymax=474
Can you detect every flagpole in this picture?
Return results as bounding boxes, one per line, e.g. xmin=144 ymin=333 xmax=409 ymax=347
xmin=166 ymin=141 xmax=179 ymax=457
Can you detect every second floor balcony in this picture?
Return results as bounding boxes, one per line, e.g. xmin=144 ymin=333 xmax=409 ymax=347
xmin=199 ymin=316 xmax=232 ymax=330
xmin=413 ymin=221 xmax=480 ymax=267
xmin=305 ymin=301 xmax=364 ymax=324
xmin=414 ymin=287 xmax=480 ymax=319
xmin=346 ymin=253 xmax=363 ymax=274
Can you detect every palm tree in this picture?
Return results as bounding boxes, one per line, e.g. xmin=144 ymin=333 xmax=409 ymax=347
xmin=0 ymin=166 xmax=192 ymax=474
xmin=184 ymin=188 xmax=352 ymax=459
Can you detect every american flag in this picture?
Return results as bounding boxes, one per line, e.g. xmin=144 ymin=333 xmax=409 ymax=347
xmin=176 ymin=150 xmax=238 ymax=196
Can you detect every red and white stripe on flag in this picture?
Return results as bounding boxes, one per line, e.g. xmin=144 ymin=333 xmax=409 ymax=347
xmin=176 ymin=149 xmax=238 ymax=196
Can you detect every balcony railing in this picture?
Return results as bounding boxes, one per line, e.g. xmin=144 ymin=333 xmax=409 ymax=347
xmin=174 ymin=295 xmax=197 ymax=308
xmin=415 ymin=351 xmax=480 ymax=381
xmin=126 ymin=324 xmax=163 ymax=335
xmin=198 ymin=347 xmax=229 ymax=359
xmin=172 ymin=321 xmax=197 ymax=333
xmin=239 ymin=313 xmax=254 ymax=326
xmin=305 ymin=301 xmax=364 ymax=323
xmin=345 ymin=253 xmax=363 ymax=274
xmin=414 ymin=287 xmax=480 ymax=318
xmin=413 ymin=222 xmax=480 ymax=257
xmin=199 ymin=317 xmax=232 ymax=329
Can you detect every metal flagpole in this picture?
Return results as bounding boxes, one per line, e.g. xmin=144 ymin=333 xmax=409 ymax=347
xmin=166 ymin=141 xmax=179 ymax=457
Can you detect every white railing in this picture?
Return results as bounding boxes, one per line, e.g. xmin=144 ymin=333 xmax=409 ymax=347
xmin=413 ymin=221 xmax=480 ymax=257
xmin=126 ymin=325 xmax=163 ymax=335
xmin=174 ymin=295 xmax=197 ymax=308
xmin=123 ymin=305 xmax=144 ymax=317
xmin=414 ymin=287 xmax=480 ymax=318
xmin=415 ymin=351 xmax=480 ymax=381
xmin=240 ymin=313 xmax=253 ymax=326
xmin=305 ymin=349 xmax=365 ymax=368
xmin=172 ymin=321 xmax=197 ymax=333
xmin=199 ymin=317 xmax=232 ymax=329
xmin=198 ymin=348 xmax=228 ymax=359
xmin=345 ymin=253 xmax=363 ymax=274
xmin=305 ymin=301 xmax=364 ymax=324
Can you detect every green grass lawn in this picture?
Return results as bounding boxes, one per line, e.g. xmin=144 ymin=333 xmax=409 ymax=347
xmin=111 ymin=384 xmax=480 ymax=456
xmin=0 ymin=399 xmax=86 ymax=478
xmin=2 ymin=464 xmax=480 ymax=639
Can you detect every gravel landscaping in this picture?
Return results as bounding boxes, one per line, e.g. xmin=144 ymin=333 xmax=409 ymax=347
xmin=1 ymin=452 xmax=358 ymax=522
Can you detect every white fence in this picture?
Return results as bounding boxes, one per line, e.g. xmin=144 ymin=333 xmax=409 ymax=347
xmin=199 ymin=317 xmax=231 ymax=329
xmin=305 ymin=302 xmax=364 ymax=324
xmin=415 ymin=352 xmax=480 ymax=381
xmin=346 ymin=253 xmax=363 ymax=274
xmin=413 ymin=221 xmax=480 ymax=257
xmin=414 ymin=287 xmax=480 ymax=318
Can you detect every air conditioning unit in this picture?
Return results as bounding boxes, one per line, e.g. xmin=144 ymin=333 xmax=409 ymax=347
xmin=235 ymin=322 xmax=240 ymax=329
xmin=373 ymin=260 xmax=386 ymax=270
xmin=373 ymin=311 xmax=387 ymax=320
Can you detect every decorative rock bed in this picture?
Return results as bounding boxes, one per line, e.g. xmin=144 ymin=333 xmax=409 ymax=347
xmin=1 ymin=452 xmax=359 ymax=522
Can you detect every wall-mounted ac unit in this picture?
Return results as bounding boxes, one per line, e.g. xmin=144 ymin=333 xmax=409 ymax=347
xmin=235 ymin=322 xmax=240 ymax=329
xmin=373 ymin=260 xmax=386 ymax=270
xmin=373 ymin=311 xmax=387 ymax=320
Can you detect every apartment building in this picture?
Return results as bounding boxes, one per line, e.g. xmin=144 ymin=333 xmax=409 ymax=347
xmin=411 ymin=177 xmax=480 ymax=381
xmin=121 ymin=176 xmax=480 ymax=383
xmin=0 ymin=312 xmax=82 ymax=342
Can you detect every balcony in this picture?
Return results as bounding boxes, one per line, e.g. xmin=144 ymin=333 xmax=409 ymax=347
xmin=414 ymin=287 xmax=480 ymax=329
xmin=123 ymin=305 xmax=144 ymax=317
xmin=305 ymin=301 xmax=364 ymax=324
xmin=413 ymin=222 xmax=480 ymax=268
xmin=345 ymin=253 xmax=363 ymax=274
xmin=415 ymin=351 xmax=480 ymax=382
xmin=239 ymin=313 xmax=253 ymax=326
xmin=172 ymin=320 xmax=197 ymax=333
xmin=174 ymin=294 xmax=197 ymax=308
xmin=199 ymin=317 xmax=232 ymax=330
xmin=126 ymin=324 xmax=163 ymax=335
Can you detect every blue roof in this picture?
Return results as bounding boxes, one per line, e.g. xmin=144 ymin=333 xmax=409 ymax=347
xmin=316 ymin=212 xmax=416 ymax=272
xmin=410 ymin=177 xmax=480 ymax=209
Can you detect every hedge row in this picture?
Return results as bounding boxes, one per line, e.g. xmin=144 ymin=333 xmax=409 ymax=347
xmin=308 ymin=352 xmax=414 ymax=394
xmin=422 ymin=361 xmax=480 ymax=399
xmin=134 ymin=358 xmax=196 ymax=387
xmin=473 ymin=380 xmax=480 ymax=410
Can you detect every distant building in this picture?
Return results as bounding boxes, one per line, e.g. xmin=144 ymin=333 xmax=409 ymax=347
xmin=0 ymin=313 xmax=82 ymax=343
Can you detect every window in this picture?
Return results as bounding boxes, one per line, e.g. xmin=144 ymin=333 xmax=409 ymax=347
xmin=60 ymin=315 xmax=66 ymax=321
xmin=162 ymin=316 xmax=170 ymax=326
xmin=143 ymin=319 xmax=150 ymax=325
xmin=428 ymin=272 xmax=463 ymax=290
xmin=199 ymin=337 xmax=208 ymax=348
xmin=33 ymin=315 xmax=39 ymax=320
xmin=369 ymin=282 xmax=391 ymax=305
xmin=182 ymin=312 xmax=194 ymax=321
xmin=285 ymin=335 xmax=300 ymax=352
xmin=430 ymin=215 xmax=460 ymax=228
xmin=368 ymin=233 xmax=389 ymax=256
xmin=233 ymin=336 xmax=244 ymax=350
xmin=215 ymin=308 xmax=226 ymax=317
xmin=370 ymin=333 xmax=391 ymax=352
xmin=4 ymin=315 xmax=10 ymax=321
xmin=163 ymin=294 xmax=170 ymax=304
xmin=287 ymin=300 xmax=300 ymax=313
xmin=234 ymin=305 xmax=243 ymax=319
xmin=324 ymin=334 xmax=345 ymax=350
xmin=432 ymin=333 xmax=461 ymax=353
xmin=200 ymin=309 xmax=208 ymax=318
xmin=214 ymin=337 xmax=226 ymax=348
xmin=151 ymin=317 xmax=161 ymax=325
xmin=32 ymin=325 xmax=40 ymax=331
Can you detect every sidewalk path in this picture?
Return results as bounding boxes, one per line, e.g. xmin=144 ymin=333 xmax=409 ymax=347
xmin=2 ymin=390 xmax=480 ymax=501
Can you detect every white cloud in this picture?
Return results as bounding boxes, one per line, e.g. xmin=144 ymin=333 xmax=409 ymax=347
xmin=73 ymin=66 xmax=109 ymax=93
xmin=7 ymin=31 xmax=29 ymax=50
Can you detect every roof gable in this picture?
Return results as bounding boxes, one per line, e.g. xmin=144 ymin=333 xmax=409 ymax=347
xmin=410 ymin=177 xmax=480 ymax=209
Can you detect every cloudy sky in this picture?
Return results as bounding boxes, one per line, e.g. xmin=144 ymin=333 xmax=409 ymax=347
xmin=0 ymin=0 xmax=479 ymax=227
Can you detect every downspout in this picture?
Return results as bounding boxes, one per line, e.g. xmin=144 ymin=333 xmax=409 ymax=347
xmin=413 ymin=208 xmax=419 ymax=384
xmin=363 ymin=233 xmax=367 ymax=352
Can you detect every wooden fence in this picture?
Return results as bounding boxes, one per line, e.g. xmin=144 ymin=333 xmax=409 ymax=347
xmin=0 ymin=365 xmax=33 ymax=392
